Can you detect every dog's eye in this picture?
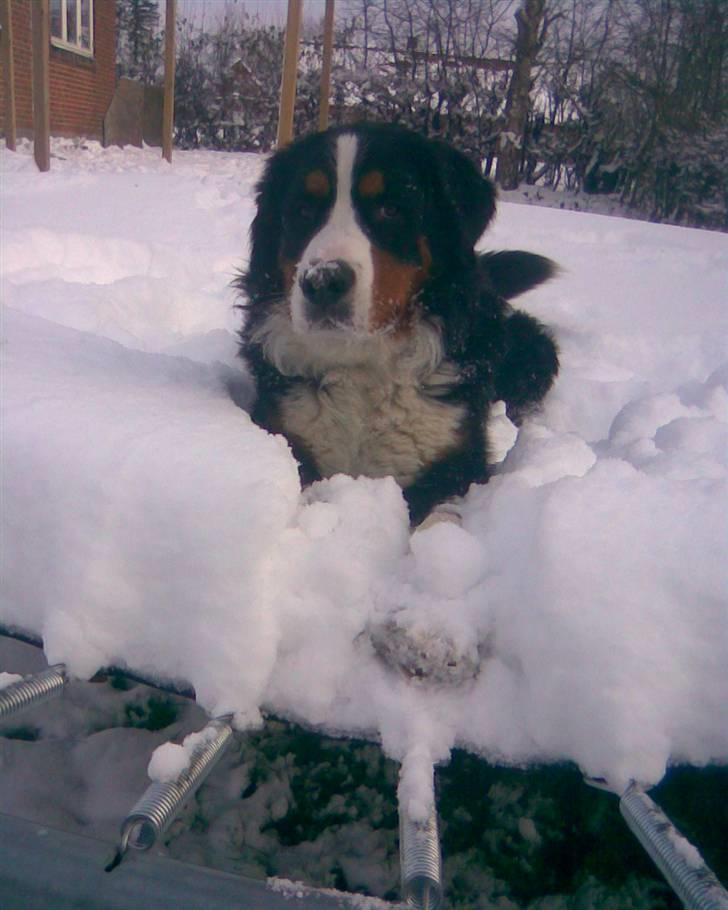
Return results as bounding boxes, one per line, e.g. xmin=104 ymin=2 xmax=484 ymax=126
xmin=374 ymin=203 xmax=402 ymax=222
xmin=296 ymin=200 xmax=320 ymax=220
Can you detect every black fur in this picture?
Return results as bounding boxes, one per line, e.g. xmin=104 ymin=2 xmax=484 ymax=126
xmin=236 ymin=124 xmax=559 ymax=525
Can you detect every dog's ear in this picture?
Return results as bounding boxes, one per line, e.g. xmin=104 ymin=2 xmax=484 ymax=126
xmin=239 ymin=148 xmax=293 ymax=303
xmin=420 ymin=141 xmax=498 ymax=359
xmin=431 ymin=141 xmax=496 ymax=248
xmin=479 ymin=251 xmax=557 ymax=300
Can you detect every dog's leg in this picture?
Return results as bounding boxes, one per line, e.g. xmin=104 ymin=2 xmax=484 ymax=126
xmin=494 ymin=310 xmax=559 ymax=424
xmin=404 ymin=439 xmax=487 ymax=528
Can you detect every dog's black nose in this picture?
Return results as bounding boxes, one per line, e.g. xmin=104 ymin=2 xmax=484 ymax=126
xmin=299 ymin=259 xmax=356 ymax=310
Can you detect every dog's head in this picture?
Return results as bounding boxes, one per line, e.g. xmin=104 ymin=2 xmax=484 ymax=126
xmin=241 ymin=123 xmax=496 ymax=343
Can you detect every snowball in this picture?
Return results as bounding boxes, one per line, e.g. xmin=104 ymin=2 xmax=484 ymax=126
xmin=0 ymin=672 xmax=23 ymax=690
xmin=147 ymin=743 xmax=189 ymax=783
xmin=487 ymin=400 xmax=519 ymax=464
xmin=410 ymin=522 xmax=487 ymax=598
xmin=147 ymin=726 xmax=221 ymax=783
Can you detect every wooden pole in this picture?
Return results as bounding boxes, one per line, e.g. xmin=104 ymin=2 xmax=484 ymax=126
xmin=277 ymin=0 xmax=303 ymax=148
xmin=318 ymin=0 xmax=335 ymax=131
xmin=31 ymin=0 xmax=50 ymax=171
xmin=162 ymin=0 xmax=176 ymax=163
xmin=1 ymin=0 xmax=17 ymax=150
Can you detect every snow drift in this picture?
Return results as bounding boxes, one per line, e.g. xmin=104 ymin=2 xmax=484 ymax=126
xmin=1 ymin=139 xmax=727 ymax=803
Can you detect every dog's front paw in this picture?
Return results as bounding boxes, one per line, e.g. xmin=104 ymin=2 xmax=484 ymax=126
xmin=367 ymin=616 xmax=482 ymax=686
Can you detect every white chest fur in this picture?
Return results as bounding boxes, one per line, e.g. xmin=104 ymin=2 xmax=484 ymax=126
xmin=278 ymin=366 xmax=466 ymax=487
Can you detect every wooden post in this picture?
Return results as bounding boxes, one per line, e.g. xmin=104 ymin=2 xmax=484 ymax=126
xmin=1 ymin=0 xmax=17 ymax=151
xmin=31 ymin=0 xmax=50 ymax=171
xmin=277 ymin=0 xmax=303 ymax=148
xmin=162 ymin=0 xmax=176 ymax=163
xmin=318 ymin=0 xmax=335 ymax=131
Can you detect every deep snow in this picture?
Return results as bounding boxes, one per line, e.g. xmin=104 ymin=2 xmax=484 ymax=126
xmin=1 ymin=138 xmax=727 ymax=825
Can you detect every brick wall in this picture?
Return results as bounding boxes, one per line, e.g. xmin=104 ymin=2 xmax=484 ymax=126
xmin=1 ymin=0 xmax=116 ymax=141
xmin=0 ymin=1 xmax=33 ymax=136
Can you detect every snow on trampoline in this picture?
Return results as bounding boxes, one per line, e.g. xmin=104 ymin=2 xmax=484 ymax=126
xmin=1 ymin=139 xmax=726 ymax=810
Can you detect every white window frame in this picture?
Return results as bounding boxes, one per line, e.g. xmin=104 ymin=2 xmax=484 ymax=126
xmin=50 ymin=0 xmax=94 ymax=59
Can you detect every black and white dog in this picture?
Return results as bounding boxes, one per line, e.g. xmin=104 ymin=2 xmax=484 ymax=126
xmin=237 ymin=123 xmax=558 ymax=525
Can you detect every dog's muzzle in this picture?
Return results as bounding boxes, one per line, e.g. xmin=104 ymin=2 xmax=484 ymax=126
xmin=298 ymin=259 xmax=356 ymax=327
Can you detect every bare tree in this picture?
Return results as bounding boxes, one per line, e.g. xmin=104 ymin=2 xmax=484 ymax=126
xmin=166 ymin=0 xmax=726 ymax=228
xmin=338 ymin=0 xmax=515 ymax=161
xmin=495 ymin=0 xmax=548 ymax=188
xmin=582 ymin=0 xmax=728 ymax=226
xmin=530 ymin=0 xmax=617 ymax=190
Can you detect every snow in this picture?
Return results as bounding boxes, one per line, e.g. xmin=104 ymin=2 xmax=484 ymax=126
xmin=268 ymin=876 xmax=394 ymax=908
xmin=666 ymin=827 xmax=704 ymax=871
xmin=148 ymin=725 xmax=223 ymax=782
xmin=148 ymin=741 xmax=193 ymax=783
xmin=0 ymin=672 xmax=23 ymax=690
xmin=1 ymin=137 xmax=727 ymax=821
xmin=409 ymin=522 xmax=487 ymax=599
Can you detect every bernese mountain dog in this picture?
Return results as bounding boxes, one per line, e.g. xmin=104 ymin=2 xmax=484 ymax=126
xmin=237 ymin=123 xmax=559 ymax=526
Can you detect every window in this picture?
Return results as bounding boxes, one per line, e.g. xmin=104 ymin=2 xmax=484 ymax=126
xmin=50 ymin=0 xmax=93 ymax=57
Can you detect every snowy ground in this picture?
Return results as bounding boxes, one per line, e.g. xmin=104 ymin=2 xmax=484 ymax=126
xmin=497 ymin=183 xmax=634 ymax=220
xmin=1 ymin=137 xmax=727 ymax=905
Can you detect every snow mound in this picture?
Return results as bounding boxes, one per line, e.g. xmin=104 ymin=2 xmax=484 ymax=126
xmin=2 ymin=139 xmax=727 ymax=800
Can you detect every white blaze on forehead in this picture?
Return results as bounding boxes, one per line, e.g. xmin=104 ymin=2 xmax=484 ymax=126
xmin=290 ymin=133 xmax=374 ymax=333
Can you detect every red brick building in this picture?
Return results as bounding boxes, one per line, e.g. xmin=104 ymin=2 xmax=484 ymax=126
xmin=1 ymin=0 xmax=116 ymax=142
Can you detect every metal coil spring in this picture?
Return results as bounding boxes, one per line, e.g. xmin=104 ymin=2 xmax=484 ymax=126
xmin=399 ymin=805 xmax=443 ymax=910
xmin=620 ymin=783 xmax=728 ymax=910
xmin=119 ymin=716 xmax=234 ymax=854
xmin=0 ymin=664 xmax=67 ymax=720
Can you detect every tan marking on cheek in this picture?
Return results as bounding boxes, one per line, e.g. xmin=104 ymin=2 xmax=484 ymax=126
xmin=304 ymin=169 xmax=330 ymax=197
xmin=370 ymin=240 xmax=431 ymax=333
xmin=358 ymin=170 xmax=385 ymax=198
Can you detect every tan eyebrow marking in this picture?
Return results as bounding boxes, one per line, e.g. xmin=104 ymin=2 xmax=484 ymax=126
xmin=304 ymin=170 xmax=331 ymax=197
xmin=358 ymin=170 xmax=385 ymax=198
